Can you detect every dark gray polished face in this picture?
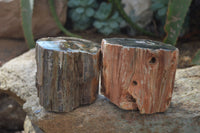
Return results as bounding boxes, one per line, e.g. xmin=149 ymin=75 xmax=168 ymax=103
xmin=104 ymin=38 xmax=176 ymax=51
xmin=37 ymin=37 xmax=100 ymax=54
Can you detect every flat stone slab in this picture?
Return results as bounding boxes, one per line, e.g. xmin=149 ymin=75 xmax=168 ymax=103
xmin=0 ymin=49 xmax=200 ymax=133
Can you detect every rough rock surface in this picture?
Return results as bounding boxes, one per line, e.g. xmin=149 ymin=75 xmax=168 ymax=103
xmin=24 ymin=116 xmax=43 ymax=133
xmin=0 ymin=0 xmax=67 ymax=39
xmin=121 ymin=0 xmax=153 ymax=28
xmin=0 ymin=49 xmax=46 ymax=121
xmin=0 ymin=49 xmax=199 ymax=133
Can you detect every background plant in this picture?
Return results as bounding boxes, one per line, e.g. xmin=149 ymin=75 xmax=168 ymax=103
xmin=20 ymin=0 xmax=35 ymax=48
xmin=151 ymin=0 xmax=169 ymax=34
xmin=68 ymin=0 xmax=98 ymax=30
xmin=163 ymin=0 xmax=192 ymax=45
xmin=21 ymin=0 xmax=157 ymax=46
xmin=192 ymin=49 xmax=200 ymax=65
xmin=112 ymin=0 xmax=156 ymax=37
xmin=67 ymin=0 xmax=124 ymax=35
xmin=93 ymin=2 xmax=123 ymax=35
xmin=20 ymin=0 xmax=80 ymax=49
xmin=67 ymin=0 xmax=156 ymax=36
xmin=161 ymin=0 xmax=200 ymax=64
xmin=21 ymin=0 xmax=200 ymax=66
xmin=49 ymin=0 xmax=81 ymax=38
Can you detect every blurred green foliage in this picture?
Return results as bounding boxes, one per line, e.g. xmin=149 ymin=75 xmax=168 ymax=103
xmin=163 ymin=0 xmax=192 ymax=45
xmin=21 ymin=0 xmax=81 ymax=49
xmin=68 ymin=0 xmax=98 ymax=30
xmin=20 ymin=0 xmax=35 ymax=48
xmin=49 ymin=0 xmax=81 ymax=38
xmin=192 ymin=49 xmax=200 ymax=65
xmin=93 ymin=2 xmax=123 ymax=35
xmin=68 ymin=0 xmax=123 ymax=35
xmin=151 ymin=0 xmax=190 ymax=38
xmin=113 ymin=0 xmax=155 ymax=36
xmin=151 ymin=0 xmax=169 ymax=34
xmin=21 ymin=0 xmax=196 ymax=55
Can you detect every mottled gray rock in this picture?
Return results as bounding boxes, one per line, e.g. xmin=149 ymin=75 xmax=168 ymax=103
xmin=0 ymin=49 xmax=199 ymax=133
xmin=24 ymin=116 xmax=43 ymax=133
xmin=0 ymin=0 xmax=67 ymax=39
xmin=0 ymin=49 xmax=36 ymax=101
xmin=121 ymin=0 xmax=153 ymax=28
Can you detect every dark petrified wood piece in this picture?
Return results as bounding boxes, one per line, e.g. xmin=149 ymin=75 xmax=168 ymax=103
xmin=101 ymin=38 xmax=179 ymax=114
xmin=36 ymin=37 xmax=100 ymax=112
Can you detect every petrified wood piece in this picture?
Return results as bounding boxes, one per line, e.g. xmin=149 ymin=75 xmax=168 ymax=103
xmin=36 ymin=37 xmax=100 ymax=112
xmin=101 ymin=38 xmax=179 ymax=114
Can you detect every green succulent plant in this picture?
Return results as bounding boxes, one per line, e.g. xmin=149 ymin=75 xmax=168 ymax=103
xmin=21 ymin=0 xmax=35 ymax=48
xmin=151 ymin=0 xmax=169 ymax=18
xmin=93 ymin=2 xmax=123 ymax=35
xmin=20 ymin=0 xmax=81 ymax=49
xmin=151 ymin=0 xmax=191 ymax=42
xmin=163 ymin=0 xmax=192 ymax=45
xmin=151 ymin=0 xmax=169 ymax=33
xmin=68 ymin=0 xmax=98 ymax=30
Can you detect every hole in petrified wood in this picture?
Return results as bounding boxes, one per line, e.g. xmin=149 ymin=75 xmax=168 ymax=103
xmin=133 ymin=81 xmax=137 ymax=86
xmin=126 ymin=93 xmax=136 ymax=103
xmin=149 ymin=57 xmax=156 ymax=64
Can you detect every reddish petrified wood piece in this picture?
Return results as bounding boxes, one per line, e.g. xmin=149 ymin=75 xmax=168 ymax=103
xmin=101 ymin=38 xmax=179 ymax=114
xmin=36 ymin=37 xmax=100 ymax=112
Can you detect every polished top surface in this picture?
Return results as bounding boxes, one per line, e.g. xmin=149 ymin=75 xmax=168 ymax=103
xmin=37 ymin=37 xmax=100 ymax=54
xmin=104 ymin=38 xmax=177 ymax=51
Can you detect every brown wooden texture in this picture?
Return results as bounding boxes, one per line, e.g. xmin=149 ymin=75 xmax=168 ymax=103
xmin=101 ymin=38 xmax=179 ymax=114
xmin=36 ymin=37 xmax=100 ymax=112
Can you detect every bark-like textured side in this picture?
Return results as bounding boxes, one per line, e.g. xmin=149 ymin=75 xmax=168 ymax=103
xmin=101 ymin=38 xmax=179 ymax=114
xmin=36 ymin=37 xmax=100 ymax=112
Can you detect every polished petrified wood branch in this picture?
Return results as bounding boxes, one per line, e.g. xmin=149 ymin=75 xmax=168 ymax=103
xmin=101 ymin=38 xmax=179 ymax=114
xmin=36 ymin=37 xmax=100 ymax=112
